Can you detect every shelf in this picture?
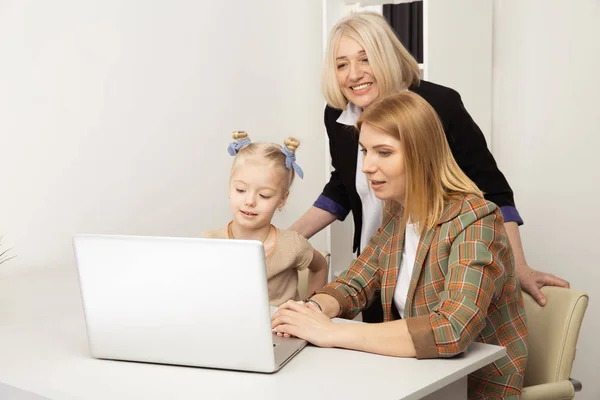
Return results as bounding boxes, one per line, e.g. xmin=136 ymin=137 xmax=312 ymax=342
xmin=344 ymin=0 xmax=417 ymax=5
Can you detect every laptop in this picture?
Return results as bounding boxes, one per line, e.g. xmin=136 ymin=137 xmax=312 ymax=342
xmin=72 ymin=233 xmax=307 ymax=373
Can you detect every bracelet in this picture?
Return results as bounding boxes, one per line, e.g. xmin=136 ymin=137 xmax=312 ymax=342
xmin=303 ymin=298 xmax=323 ymax=312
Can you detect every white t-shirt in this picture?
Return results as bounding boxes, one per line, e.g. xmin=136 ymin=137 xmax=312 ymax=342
xmin=393 ymin=222 xmax=420 ymax=318
xmin=337 ymin=102 xmax=383 ymax=253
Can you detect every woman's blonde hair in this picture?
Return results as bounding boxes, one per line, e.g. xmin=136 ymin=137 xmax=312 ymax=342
xmin=229 ymin=131 xmax=300 ymax=191
xmin=357 ymin=92 xmax=483 ymax=233
xmin=322 ymin=12 xmax=421 ymax=110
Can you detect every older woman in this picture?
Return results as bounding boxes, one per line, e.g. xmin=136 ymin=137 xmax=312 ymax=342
xmin=274 ymin=91 xmax=528 ymax=399
xmin=290 ymin=12 xmax=567 ymax=318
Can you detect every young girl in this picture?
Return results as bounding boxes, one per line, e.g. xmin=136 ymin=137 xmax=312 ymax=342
xmin=202 ymin=131 xmax=328 ymax=306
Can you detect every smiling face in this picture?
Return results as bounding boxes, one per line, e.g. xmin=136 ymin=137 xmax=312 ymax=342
xmin=359 ymin=122 xmax=406 ymax=202
xmin=229 ymin=159 xmax=289 ymax=230
xmin=335 ymin=36 xmax=380 ymax=109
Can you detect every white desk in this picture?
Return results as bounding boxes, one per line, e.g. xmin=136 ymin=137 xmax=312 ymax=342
xmin=0 ymin=265 xmax=505 ymax=400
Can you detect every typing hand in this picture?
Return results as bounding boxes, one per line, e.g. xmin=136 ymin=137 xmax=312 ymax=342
xmin=271 ymin=300 xmax=339 ymax=347
xmin=271 ymin=301 xmax=310 ymax=338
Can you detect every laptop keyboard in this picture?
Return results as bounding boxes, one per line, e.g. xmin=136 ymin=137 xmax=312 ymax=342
xmin=272 ymin=333 xmax=286 ymax=347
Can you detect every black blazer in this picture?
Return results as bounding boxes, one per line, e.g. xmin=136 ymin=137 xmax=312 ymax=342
xmin=320 ymin=80 xmax=517 ymax=253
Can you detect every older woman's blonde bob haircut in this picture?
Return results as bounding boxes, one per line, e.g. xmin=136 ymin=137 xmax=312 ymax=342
xmin=357 ymin=92 xmax=483 ymax=233
xmin=322 ymin=12 xmax=421 ymax=110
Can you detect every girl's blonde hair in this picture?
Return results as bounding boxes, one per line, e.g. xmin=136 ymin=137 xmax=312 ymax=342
xmin=229 ymin=131 xmax=300 ymax=191
xmin=322 ymin=12 xmax=421 ymax=110
xmin=357 ymin=92 xmax=483 ymax=233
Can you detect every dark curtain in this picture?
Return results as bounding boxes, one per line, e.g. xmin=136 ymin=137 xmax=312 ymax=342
xmin=382 ymin=1 xmax=423 ymax=63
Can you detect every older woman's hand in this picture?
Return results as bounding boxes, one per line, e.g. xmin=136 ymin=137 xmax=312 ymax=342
xmin=517 ymin=264 xmax=570 ymax=306
xmin=271 ymin=300 xmax=340 ymax=348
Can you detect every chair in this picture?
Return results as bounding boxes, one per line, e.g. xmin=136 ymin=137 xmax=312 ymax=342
xmin=298 ymin=250 xmax=330 ymax=299
xmin=521 ymin=287 xmax=589 ymax=400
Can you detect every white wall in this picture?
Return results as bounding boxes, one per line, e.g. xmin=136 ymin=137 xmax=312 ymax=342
xmin=0 ymin=1 xmax=326 ymax=270
xmin=426 ymin=0 xmax=493 ymax=145
xmin=493 ymin=1 xmax=600 ymax=398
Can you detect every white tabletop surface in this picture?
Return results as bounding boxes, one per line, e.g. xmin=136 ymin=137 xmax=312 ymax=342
xmin=0 ymin=265 xmax=505 ymax=400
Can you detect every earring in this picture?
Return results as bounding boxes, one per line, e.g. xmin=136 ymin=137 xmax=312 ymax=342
xmin=278 ymin=205 xmax=283 ymax=211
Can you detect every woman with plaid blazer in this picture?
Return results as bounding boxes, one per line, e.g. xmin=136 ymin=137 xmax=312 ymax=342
xmin=272 ymin=91 xmax=528 ymax=399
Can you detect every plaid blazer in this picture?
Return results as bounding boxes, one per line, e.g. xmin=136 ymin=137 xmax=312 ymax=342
xmin=317 ymin=194 xmax=528 ymax=399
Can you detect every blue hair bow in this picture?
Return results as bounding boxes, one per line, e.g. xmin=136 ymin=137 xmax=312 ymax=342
xmin=281 ymin=146 xmax=304 ymax=179
xmin=227 ymin=137 xmax=251 ymax=156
